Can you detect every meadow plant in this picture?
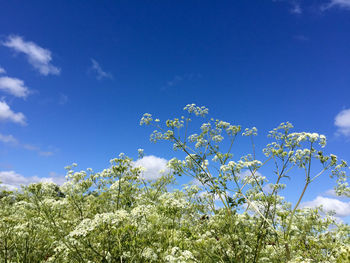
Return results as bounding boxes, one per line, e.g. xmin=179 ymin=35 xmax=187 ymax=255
xmin=0 ymin=104 xmax=349 ymax=262
xmin=140 ymin=103 xmax=350 ymax=262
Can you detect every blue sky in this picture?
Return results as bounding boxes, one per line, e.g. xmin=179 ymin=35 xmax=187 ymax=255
xmin=0 ymin=0 xmax=350 ymax=221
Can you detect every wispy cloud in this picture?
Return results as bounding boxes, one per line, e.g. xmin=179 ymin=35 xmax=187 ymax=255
xmin=166 ymin=75 xmax=184 ymax=88
xmin=0 ymin=133 xmax=18 ymax=144
xmin=324 ymin=188 xmax=338 ymax=197
xmin=23 ymin=143 xmax=54 ymax=156
xmin=323 ymin=188 xmax=349 ymax=200
xmin=39 ymin=151 xmax=54 ymax=156
xmin=58 ymin=93 xmax=68 ymax=105
xmin=293 ymin=35 xmax=309 ymax=42
xmin=0 ymin=76 xmax=30 ymax=98
xmin=162 ymin=73 xmax=201 ymax=90
xmin=0 ymin=170 xmax=65 ymax=190
xmin=2 ymin=35 xmax=60 ymax=76
xmin=0 ymin=67 xmax=6 ymax=74
xmin=0 ymin=101 xmax=26 ymax=125
xmin=334 ymin=108 xmax=350 ymax=137
xmin=290 ymin=2 xmax=302 ymax=14
xmin=322 ymin=0 xmax=350 ymax=10
xmin=90 ymin=59 xmax=112 ymax=80
xmin=301 ymin=196 xmax=350 ymax=218
xmin=133 ymin=155 xmax=170 ymax=180
xmin=0 ymin=132 xmax=54 ymax=156
xmin=272 ymin=0 xmax=302 ymax=14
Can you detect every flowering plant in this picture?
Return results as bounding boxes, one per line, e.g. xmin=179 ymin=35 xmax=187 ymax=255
xmin=0 ymin=104 xmax=349 ymax=262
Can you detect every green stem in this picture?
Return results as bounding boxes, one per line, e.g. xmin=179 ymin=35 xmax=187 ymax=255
xmin=285 ymin=142 xmax=313 ymax=260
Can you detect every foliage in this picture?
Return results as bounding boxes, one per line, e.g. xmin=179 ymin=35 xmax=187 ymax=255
xmin=0 ymin=104 xmax=349 ymax=262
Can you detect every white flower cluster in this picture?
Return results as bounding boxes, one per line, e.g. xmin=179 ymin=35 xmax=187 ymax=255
xmin=200 ymin=122 xmax=211 ymax=133
xmin=184 ymin=103 xmax=209 ymax=117
xmin=159 ymin=193 xmax=189 ymax=212
xmin=220 ymin=159 xmax=262 ymax=174
xmin=288 ymin=132 xmax=327 ymax=147
xmin=69 ymin=210 xmax=129 ymax=238
xmin=140 ymin=113 xmax=153 ymax=125
xmin=142 ymin=247 xmax=158 ymax=261
xmin=166 ymin=118 xmax=185 ymax=129
xmin=242 ymin=127 xmax=258 ymax=136
xmin=165 ymin=247 xmax=195 ymax=263
xmin=212 ymin=134 xmax=224 ymax=142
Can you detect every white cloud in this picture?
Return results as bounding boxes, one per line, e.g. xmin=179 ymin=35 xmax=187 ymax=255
xmin=23 ymin=144 xmax=54 ymax=156
xmin=0 ymin=133 xmax=54 ymax=156
xmin=2 ymin=35 xmax=60 ymax=76
xmin=133 ymin=155 xmax=170 ymax=180
xmin=0 ymin=133 xmax=18 ymax=144
xmin=0 ymin=67 xmax=6 ymax=74
xmin=39 ymin=151 xmax=54 ymax=156
xmin=22 ymin=144 xmax=38 ymax=151
xmin=301 ymin=196 xmax=350 ymax=218
xmin=0 ymin=170 xmax=66 ymax=190
xmin=324 ymin=188 xmax=350 ymax=200
xmin=238 ymin=170 xmax=263 ymax=179
xmin=325 ymin=189 xmax=338 ymax=197
xmin=262 ymin=183 xmax=274 ymax=194
xmin=192 ymin=178 xmax=205 ymax=187
xmin=90 ymin=59 xmax=112 ymax=80
xmin=323 ymin=0 xmax=350 ymax=10
xmin=0 ymin=101 xmax=26 ymax=125
xmin=334 ymin=108 xmax=350 ymax=137
xmin=47 ymin=172 xmax=66 ymax=185
xmin=0 ymin=76 xmax=30 ymax=98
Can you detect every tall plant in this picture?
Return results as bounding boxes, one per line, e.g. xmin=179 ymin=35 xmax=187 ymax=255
xmin=141 ymin=103 xmax=349 ymax=261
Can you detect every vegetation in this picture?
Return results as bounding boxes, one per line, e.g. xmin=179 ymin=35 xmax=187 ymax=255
xmin=1 ymin=104 xmax=349 ymax=262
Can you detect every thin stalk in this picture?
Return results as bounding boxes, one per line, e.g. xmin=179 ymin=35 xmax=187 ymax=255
xmin=284 ymin=142 xmax=313 ymax=260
